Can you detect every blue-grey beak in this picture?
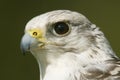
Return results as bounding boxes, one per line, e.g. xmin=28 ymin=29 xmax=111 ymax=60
xmin=20 ymin=33 xmax=35 ymax=55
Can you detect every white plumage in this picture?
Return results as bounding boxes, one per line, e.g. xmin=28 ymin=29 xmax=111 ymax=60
xmin=21 ymin=10 xmax=120 ymax=80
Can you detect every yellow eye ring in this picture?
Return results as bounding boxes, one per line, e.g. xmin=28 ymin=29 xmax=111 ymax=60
xmin=27 ymin=28 xmax=46 ymax=43
xmin=33 ymin=32 xmax=38 ymax=36
xmin=28 ymin=28 xmax=43 ymax=38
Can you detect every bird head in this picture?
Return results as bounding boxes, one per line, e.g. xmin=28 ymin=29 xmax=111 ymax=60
xmin=20 ymin=10 xmax=98 ymax=57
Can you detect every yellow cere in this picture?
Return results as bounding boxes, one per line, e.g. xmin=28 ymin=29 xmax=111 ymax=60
xmin=27 ymin=28 xmax=46 ymax=43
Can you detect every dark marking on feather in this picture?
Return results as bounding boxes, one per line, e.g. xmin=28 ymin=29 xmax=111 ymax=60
xmin=92 ymin=49 xmax=98 ymax=55
xmin=90 ymin=54 xmax=94 ymax=58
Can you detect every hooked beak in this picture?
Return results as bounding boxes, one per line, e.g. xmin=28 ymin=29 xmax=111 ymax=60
xmin=20 ymin=33 xmax=35 ymax=55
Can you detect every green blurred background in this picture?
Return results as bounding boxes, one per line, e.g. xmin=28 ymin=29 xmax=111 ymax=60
xmin=0 ymin=0 xmax=120 ymax=80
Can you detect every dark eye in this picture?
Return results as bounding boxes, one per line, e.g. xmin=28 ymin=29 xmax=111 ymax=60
xmin=53 ymin=22 xmax=69 ymax=35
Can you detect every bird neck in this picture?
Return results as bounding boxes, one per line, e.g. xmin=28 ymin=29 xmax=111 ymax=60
xmin=31 ymin=50 xmax=48 ymax=80
xmin=36 ymin=53 xmax=47 ymax=80
xmin=35 ymin=52 xmax=84 ymax=80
